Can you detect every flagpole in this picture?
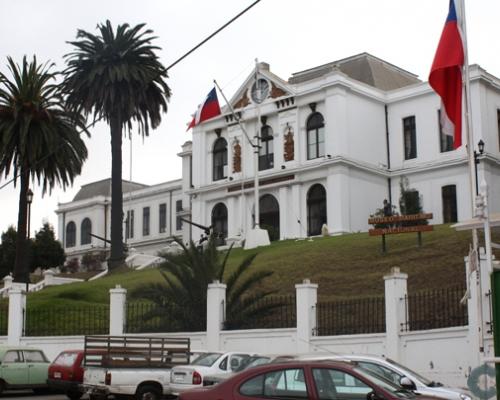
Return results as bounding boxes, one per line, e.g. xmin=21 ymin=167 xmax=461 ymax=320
xmin=253 ymin=59 xmax=261 ymax=229
xmin=459 ymin=0 xmax=488 ymax=365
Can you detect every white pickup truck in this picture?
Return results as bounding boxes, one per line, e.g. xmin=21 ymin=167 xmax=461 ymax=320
xmin=82 ymin=335 xmax=191 ymax=400
xmin=169 ymin=351 xmax=252 ymax=395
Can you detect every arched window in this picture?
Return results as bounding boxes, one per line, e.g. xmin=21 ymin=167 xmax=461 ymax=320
xmin=81 ymin=218 xmax=92 ymax=245
xmin=213 ymin=137 xmax=228 ymax=181
xmin=66 ymin=221 xmax=76 ymax=248
xmin=259 ymin=194 xmax=280 ymax=241
xmin=307 ymin=112 xmax=325 ymax=160
xmin=307 ymin=184 xmax=327 ymax=236
xmin=211 ymin=203 xmax=228 ymax=245
xmin=259 ymin=125 xmax=274 ymax=170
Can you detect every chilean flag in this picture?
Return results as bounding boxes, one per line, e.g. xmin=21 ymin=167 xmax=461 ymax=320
xmin=187 ymin=88 xmax=221 ymax=130
xmin=429 ymin=0 xmax=464 ymax=149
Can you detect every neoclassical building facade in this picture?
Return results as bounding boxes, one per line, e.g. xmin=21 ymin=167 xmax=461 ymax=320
xmin=56 ymin=53 xmax=500 ymax=258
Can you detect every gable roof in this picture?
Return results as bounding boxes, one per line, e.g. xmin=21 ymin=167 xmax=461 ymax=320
xmin=73 ymin=178 xmax=149 ymax=202
xmin=289 ymin=53 xmax=421 ymax=90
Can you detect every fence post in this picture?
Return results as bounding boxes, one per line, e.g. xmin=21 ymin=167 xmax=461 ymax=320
xmin=295 ymin=279 xmax=318 ymax=354
xmin=42 ymin=269 xmax=55 ymax=286
xmin=109 ymin=285 xmax=127 ymax=335
xmin=8 ymin=288 xmax=25 ymax=345
xmin=383 ymin=267 xmax=408 ymax=361
xmin=207 ymin=280 xmax=226 ymax=351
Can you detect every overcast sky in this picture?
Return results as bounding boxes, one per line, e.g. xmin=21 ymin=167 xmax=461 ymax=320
xmin=0 ymin=0 xmax=499 ymax=241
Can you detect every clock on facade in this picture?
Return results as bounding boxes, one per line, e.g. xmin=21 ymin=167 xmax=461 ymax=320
xmin=251 ymin=78 xmax=269 ymax=104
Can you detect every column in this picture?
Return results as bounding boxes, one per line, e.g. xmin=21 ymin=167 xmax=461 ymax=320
xmin=383 ymin=267 xmax=408 ymax=361
xmin=206 ymin=281 xmax=226 ymax=352
xmin=327 ymin=166 xmax=350 ymax=234
xmin=8 ymin=288 xmax=25 ymax=345
xmin=279 ymin=186 xmax=288 ymax=240
xmin=109 ymin=285 xmax=127 ymax=335
xmin=295 ymin=279 xmax=318 ymax=354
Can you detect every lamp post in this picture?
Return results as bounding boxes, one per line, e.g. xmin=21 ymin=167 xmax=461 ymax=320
xmin=26 ymin=189 xmax=33 ymax=239
xmin=473 ymin=139 xmax=485 ymax=195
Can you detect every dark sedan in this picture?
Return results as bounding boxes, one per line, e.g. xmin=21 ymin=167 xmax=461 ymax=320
xmin=179 ymin=360 xmax=437 ymax=400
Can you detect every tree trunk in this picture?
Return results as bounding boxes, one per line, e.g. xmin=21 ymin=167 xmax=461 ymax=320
xmin=108 ymin=115 xmax=125 ymax=270
xmin=13 ymin=170 xmax=30 ymax=283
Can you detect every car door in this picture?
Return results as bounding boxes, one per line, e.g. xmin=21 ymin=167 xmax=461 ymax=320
xmin=312 ymin=367 xmax=373 ymax=400
xmin=23 ymin=350 xmax=49 ymax=385
xmin=0 ymin=350 xmax=28 ymax=386
xmin=235 ymin=367 xmax=309 ymax=400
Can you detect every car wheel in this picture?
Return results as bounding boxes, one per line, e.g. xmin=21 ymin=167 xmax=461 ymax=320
xmin=0 ymin=381 xmax=4 ymax=395
xmin=66 ymin=391 xmax=83 ymax=400
xmin=136 ymin=384 xmax=161 ymax=400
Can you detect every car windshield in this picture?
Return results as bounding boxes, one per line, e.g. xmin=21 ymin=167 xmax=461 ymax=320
xmin=385 ymin=358 xmax=433 ymax=386
xmin=235 ymin=356 xmax=271 ymax=372
xmin=354 ymin=367 xmax=415 ymax=399
xmin=190 ymin=352 xmax=222 ymax=367
xmin=53 ymin=352 xmax=79 ymax=367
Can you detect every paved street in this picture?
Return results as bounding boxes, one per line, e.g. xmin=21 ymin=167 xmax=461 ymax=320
xmin=0 ymin=391 xmax=68 ymax=400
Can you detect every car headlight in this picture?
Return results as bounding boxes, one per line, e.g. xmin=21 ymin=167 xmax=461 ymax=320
xmin=459 ymin=393 xmax=472 ymax=400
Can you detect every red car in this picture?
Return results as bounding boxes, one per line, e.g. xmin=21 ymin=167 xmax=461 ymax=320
xmin=47 ymin=350 xmax=85 ymax=400
xmin=179 ymin=360 xmax=435 ymax=400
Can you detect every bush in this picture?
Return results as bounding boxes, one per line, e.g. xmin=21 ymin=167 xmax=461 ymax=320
xmin=62 ymin=258 xmax=80 ymax=274
xmin=81 ymin=251 xmax=107 ymax=271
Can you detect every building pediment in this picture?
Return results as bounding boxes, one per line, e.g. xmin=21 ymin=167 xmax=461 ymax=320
xmin=228 ymin=62 xmax=294 ymax=111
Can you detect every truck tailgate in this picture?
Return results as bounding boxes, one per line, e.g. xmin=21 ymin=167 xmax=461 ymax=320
xmin=84 ymin=367 xmax=107 ymax=386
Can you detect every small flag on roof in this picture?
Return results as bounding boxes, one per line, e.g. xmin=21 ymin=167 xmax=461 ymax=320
xmin=187 ymin=87 xmax=221 ymax=130
xmin=428 ymin=0 xmax=465 ymax=149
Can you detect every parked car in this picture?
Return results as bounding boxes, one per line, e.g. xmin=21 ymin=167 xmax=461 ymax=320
xmin=47 ymin=350 xmax=86 ymax=400
xmin=178 ymin=360 xmax=437 ymax=400
xmin=306 ymin=354 xmax=472 ymax=400
xmin=170 ymin=351 xmax=252 ymax=395
xmin=203 ymin=354 xmax=298 ymax=386
xmin=0 ymin=346 xmax=50 ymax=395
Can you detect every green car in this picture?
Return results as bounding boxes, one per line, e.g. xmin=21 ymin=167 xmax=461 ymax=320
xmin=0 ymin=346 xmax=50 ymax=394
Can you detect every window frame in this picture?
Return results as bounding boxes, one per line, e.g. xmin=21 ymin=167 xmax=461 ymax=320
xmin=159 ymin=203 xmax=167 ymax=233
xmin=66 ymin=221 xmax=76 ymax=248
xmin=80 ymin=218 xmax=92 ymax=245
xmin=213 ymin=137 xmax=228 ymax=181
xmin=438 ymin=110 xmax=453 ymax=153
xmin=125 ymin=209 xmax=135 ymax=239
xmin=403 ymin=115 xmax=417 ymax=160
xmin=142 ymin=206 xmax=150 ymax=236
xmin=258 ymin=124 xmax=274 ymax=171
xmin=306 ymin=112 xmax=325 ymax=160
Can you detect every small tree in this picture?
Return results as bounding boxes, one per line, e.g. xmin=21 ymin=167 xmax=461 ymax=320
xmin=399 ymin=177 xmax=427 ymax=226
xmin=31 ymin=223 xmax=65 ymax=271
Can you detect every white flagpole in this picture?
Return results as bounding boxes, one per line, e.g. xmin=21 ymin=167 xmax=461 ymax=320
xmin=253 ymin=59 xmax=261 ymax=229
xmin=458 ymin=0 xmax=484 ymax=356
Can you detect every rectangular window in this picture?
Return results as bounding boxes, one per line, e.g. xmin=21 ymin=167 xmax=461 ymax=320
xmin=497 ymin=109 xmax=500 ymax=151
xmin=176 ymin=200 xmax=183 ymax=231
xmin=403 ymin=116 xmax=417 ymax=160
xmin=159 ymin=203 xmax=166 ymax=233
xmin=438 ymin=110 xmax=453 ymax=152
xmin=125 ymin=210 xmax=134 ymax=239
xmin=442 ymin=185 xmax=457 ymax=223
xmin=142 ymin=207 xmax=150 ymax=236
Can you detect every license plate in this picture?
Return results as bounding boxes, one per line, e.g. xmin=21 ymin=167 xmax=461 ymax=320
xmin=54 ymin=372 xmax=62 ymax=379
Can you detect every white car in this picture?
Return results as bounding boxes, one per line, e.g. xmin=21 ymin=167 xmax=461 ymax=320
xmin=170 ymin=351 xmax=252 ymax=395
xmin=307 ymin=354 xmax=471 ymax=400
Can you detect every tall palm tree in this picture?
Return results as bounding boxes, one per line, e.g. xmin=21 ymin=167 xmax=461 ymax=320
xmin=0 ymin=56 xmax=88 ymax=283
xmin=62 ymin=21 xmax=171 ymax=270
xmin=131 ymin=235 xmax=279 ymax=332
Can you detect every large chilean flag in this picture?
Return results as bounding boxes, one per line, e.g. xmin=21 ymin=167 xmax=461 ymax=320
xmin=187 ymin=87 xmax=221 ymax=130
xmin=429 ymin=0 xmax=464 ymax=149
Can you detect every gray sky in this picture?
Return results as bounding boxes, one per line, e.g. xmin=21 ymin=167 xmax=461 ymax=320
xmin=0 ymin=0 xmax=499 ymax=240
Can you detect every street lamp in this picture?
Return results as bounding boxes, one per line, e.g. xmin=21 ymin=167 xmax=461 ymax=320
xmin=473 ymin=139 xmax=485 ymax=195
xmin=26 ymin=189 xmax=33 ymax=239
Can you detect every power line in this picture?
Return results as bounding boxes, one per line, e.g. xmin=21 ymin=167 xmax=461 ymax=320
xmin=166 ymin=0 xmax=262 ymax=71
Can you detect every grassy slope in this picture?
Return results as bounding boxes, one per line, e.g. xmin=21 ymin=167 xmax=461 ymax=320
xmin=25 ymin=224 xmax=499 ymax=307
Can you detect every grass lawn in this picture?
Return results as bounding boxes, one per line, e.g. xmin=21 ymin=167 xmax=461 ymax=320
xmin=24 ymin=224 xmax=499 ymax=308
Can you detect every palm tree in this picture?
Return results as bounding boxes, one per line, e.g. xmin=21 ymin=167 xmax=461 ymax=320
xmin=62 ymin=21 xmax=171 ymax=270
xmin=130 ymin=235 xmax=279 ymax=332
xmin=0 ymin=56 xmax=88 ymax=283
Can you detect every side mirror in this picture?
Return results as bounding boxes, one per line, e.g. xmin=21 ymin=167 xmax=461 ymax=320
xmin=366 ymin=391 xmax=382 ymax=400
xmin=400 ymin=377 xmax=416 ymax=390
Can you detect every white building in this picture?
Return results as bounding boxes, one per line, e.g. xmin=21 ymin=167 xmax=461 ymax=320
xmin=56 ymin=53 xmax=500 ymax=258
